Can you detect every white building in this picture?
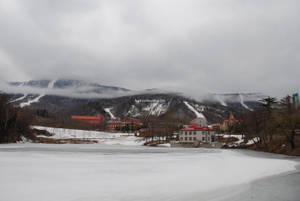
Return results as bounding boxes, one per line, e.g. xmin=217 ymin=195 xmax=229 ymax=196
xmin=179 ymin=123 xmax=215 ymax=144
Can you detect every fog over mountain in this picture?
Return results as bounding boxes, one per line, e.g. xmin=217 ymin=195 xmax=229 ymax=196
xmin=0 ymin=0 xmax=299 ymax=97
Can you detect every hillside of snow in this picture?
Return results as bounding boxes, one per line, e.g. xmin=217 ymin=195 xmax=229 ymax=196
xmin=33 ymin=126 xmax=145 ymax=146
xmin=183 ymin=101 xmax=206 ymax=119
xmin=126 ymin=99 xmax=170 ymax=117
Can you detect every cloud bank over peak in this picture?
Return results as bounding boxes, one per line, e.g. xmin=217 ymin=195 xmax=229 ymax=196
xmin=0 ymin=0 xmax=299 ymax=97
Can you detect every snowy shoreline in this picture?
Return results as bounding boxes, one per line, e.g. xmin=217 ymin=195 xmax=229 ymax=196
xmin=32 ymin=126 xmax=146 ymax=146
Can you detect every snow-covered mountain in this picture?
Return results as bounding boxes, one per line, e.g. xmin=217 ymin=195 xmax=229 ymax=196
xmin=9 ymin=79 xmax=129 ymax=95
xmin=3 ymin=79 xmax=267 ymax=123
xmin=5 ymin=79 xmax=131 ymax=108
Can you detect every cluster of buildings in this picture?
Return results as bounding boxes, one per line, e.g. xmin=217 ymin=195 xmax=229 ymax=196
xmin=220 ymin=112 xmax=242 ymax=132
xmin=106 ymin=117 xmax=141 ymax=132
xmin=71 ymin=114 xmax=141 ymax=132
xmin=175 ymin=113 xmax=242 ymax=147
xmin=70 ymin=111 xmax=241 ymax=147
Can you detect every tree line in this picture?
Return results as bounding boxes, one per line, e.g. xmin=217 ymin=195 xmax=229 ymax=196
xmin=243 ymin=95 xmax=300 ymax=151
xmin=0 ymin=93 xmax=34 ymax=143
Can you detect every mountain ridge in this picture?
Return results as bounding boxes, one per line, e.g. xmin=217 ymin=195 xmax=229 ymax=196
xmin=3 ymin=79 xmax=267 ymax=124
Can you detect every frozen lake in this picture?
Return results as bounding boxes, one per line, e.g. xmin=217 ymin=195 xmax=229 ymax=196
xmin=0 ymin=144 xmax=299 ymax=201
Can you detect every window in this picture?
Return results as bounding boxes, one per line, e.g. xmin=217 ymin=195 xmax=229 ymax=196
xmin=189 ymin=132 xmax=192 ymax=135
xmin=202 ymin=137 xmax=205 ymax=141
xmin=185 ymin=132 xmax=187 ymax=135
xmin=193 ymin=137 xmax=196 ymax=140
xmin=194 ymin=131 xmax=196 ymax=135
xmin=189 ymin=137 xmax=192 ymax=140
xmin=180 ymin=137 xmax=183 ymax=140
xmin=185 ymin=137 xmax=187 ymax=140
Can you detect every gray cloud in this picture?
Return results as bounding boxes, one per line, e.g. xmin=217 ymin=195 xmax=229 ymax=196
xmin=0 ymin=81 xmax=179 ymax=99
xmin=0 ymin=0 xmax=299 ymax=98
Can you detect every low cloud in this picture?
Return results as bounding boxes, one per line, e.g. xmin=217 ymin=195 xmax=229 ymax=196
xmin=0 ymin=0 xmax=299 ymax=97
xmin=0 ymin=80 xmax=180 ymax=99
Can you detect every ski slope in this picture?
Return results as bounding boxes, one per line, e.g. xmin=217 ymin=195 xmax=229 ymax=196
xmin=104 ymin=107 xmax=116 ymax=119
xmin=239 ymin=94 xmax=253 ymax=111
xmin=183 ymin=101 xmax=206 ymax=119
xmin=20 ymin=94 xmax=44 ymax=108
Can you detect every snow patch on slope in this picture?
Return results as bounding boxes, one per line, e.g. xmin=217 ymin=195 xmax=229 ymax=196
xmin=183 ymin=101 xmax=206 ymax=119
xmin=216 ymin=94 xmax=228 ymax=106
xmin=48 ymin=79 xmax=56 ymax=89
xmin=10 ymin=94 xmax=27 ymax=103
xmin=104 ymin=108 xmax=116 ymax=119
xmin=143 ymin=101 xmax=168 ymax=116
xmin=126 ymin=100 xmax=169 ymax=117
xmin=239 ymin=94 xmax=253 ymax=111
xmin=20 ymin=94 xmax=44 ymax=108
xmin=127 ymin=105 xmax=141 ymax=117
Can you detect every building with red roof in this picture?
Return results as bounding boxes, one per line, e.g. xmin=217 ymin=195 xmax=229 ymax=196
xmin=106 ymin=119 xmax=122 ymax=132
xmin=220 ymin=112 xmax=242 ymax=132
xmin=106 ymin=117 xmax=142 ymax=132
xmin=179 ymin=122 xmax=215 ymax=144
xmin=121 ymin=117 xmax=141 ymax=131
xmin=71 ymin=114 xmax=104 ymax=125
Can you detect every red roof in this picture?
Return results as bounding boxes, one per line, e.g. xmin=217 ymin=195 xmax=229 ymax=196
xmin=71 ymin=114 xmax=104 ymax=125
xmin=107 ymin=119 xmax=122 ymax=124
xmin=72 ymin=115 xmax=104 ymax=120
xmin=180 ymin=127 xmax=212 ymax=131
xmin=180 ymin=122 xmax=212 ymax=131
xmin=211 ymin=123 xmax=221 ymax=126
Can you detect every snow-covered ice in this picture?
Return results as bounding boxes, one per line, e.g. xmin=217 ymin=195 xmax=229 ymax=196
xmin=0 ymin=144 xmax=297 ymax=201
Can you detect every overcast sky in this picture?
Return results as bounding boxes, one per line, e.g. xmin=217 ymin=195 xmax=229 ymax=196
xmin=0 ymin=0 xmax=299 ymax=97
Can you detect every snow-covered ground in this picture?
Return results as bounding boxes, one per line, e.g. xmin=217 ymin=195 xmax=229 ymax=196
xmin=0 ymin=144 xmax=297 ymax=201
xmin=32 ymin=126 xmax=145 ymax=146
xmin=222 ymin=134 xmax=260 ymax=146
